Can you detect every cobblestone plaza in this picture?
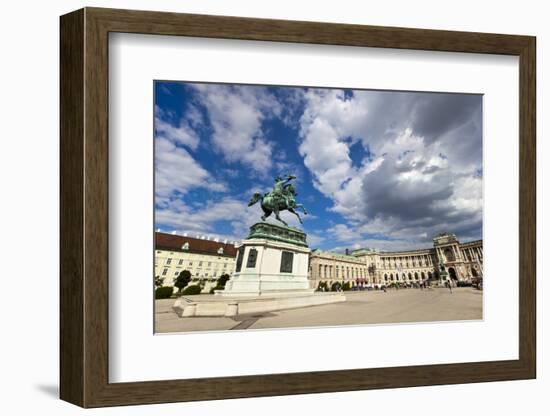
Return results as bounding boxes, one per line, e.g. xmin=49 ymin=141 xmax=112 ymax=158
xmin=156 ymin=287 xmax=482 ymax=333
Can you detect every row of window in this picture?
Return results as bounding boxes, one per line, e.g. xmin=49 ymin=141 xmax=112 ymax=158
xmin=164 ymin=258 xmax=231 ymax=268
xmin=317 ymin=264 xmax=367 ymax=279
xmin=381 ymin=258 xmax=434 ymax=268
xmin=160 ymin=268 xmax=227 ymax=278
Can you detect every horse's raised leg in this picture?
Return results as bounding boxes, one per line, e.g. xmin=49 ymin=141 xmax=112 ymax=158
xmin=289 ymin=208 xmax=303 ymax=224
xmin=274 ymin=208 xmax=288 ymax=226
xmin=294 ymin=203 xmax=308 ymax=215
xmin=261 ymin=207 xmax=272 ymax=222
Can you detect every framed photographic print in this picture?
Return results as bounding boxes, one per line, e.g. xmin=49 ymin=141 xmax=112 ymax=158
xmin=60 ymin=7 xmax=536 ymax=408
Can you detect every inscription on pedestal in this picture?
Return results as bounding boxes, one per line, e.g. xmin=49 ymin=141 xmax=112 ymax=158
xmin=246 ymin=248 xmax=258 ymax=268
xmin=280 ymin=251 xmax=294 ymax=273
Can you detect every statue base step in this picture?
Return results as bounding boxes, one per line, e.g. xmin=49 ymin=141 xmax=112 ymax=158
xmin=173 ymin=291 xmax=346 ymax=317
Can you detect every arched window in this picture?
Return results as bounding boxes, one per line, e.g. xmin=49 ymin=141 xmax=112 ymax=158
xmin=384 ymin=274 xmax=388 ymax=281
xmin=414 ymin=272 xmax=419 ymax=280
xmin=444 ymin=247 xmax=456 ymax=262
xmin=408 ymin=272 xmax=412 ymax=280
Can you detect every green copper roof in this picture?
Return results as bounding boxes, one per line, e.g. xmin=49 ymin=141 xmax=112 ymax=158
xmin=247 ymin=222 xmax=308 ymax=247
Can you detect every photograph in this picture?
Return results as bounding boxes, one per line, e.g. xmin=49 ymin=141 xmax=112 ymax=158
xmin=153 ymin=81 xmax=484 ymax=333
xmin=49 ymin=3 xmax=538 ymax=411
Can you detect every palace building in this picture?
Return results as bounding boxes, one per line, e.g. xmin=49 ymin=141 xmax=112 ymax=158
xmin=155 ymin=231 xmax=483 ymax=293
xmin=309 ymin=233 xmax=483 ymax=289
xmin=155 ymin=232 xmax=238 ymax=292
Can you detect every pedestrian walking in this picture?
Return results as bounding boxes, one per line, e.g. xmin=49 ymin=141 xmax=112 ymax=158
xmin=446 ymin=280 xmax=453 ymax=294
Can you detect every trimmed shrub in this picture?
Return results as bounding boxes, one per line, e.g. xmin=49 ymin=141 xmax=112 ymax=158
xmin=209 ymin=285 xmax=225 ymax=294
xmin=155 ymin=286 xmax=174 ymax=299
xmin=342 ymin=281 xmax=352 ymax=291
xmin=217 ymin=274 xmax=231 ymax=288
xmin=181 ymin=284 xmax=202 ymax=295
xmin=331 ymin=282 xmax=342 ymax=292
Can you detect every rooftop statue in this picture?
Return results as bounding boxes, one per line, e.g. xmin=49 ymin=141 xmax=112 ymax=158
xmin=248 ymin=174 xmax=308 ymax=227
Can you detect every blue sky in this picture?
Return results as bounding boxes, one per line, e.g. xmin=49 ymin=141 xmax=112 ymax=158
xmin=154 ymin=81 xmax=482 ymax=251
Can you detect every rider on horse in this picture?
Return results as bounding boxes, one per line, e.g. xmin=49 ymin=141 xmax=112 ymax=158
xmin=272 ymin=174 xmax=296 ymax=207
xmin=248 ymin=174 xmax=307 ymax=226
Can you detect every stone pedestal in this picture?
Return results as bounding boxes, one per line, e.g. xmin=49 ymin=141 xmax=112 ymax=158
xmin=218 ymin=222 xmax=313 ymax=297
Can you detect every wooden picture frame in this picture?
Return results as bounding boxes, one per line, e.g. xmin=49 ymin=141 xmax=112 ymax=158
xmin=60 ymin=7 xmax=536 ymax=408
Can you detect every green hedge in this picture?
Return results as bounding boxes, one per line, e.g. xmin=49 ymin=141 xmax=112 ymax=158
xmin=155 ymin=286 xmax=174 ymax=299
xmin=181 ymin=284 xmax=202 ymax=295
xmin=209 ymin=285 xmax=225 ymax=294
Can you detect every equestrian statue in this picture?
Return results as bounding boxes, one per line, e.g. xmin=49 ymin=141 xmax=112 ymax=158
xmin=248 ymin=174 xmax=308 ymax=227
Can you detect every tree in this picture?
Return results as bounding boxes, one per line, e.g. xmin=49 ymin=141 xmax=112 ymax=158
xmin=154 ymin=275 xmax=164 ymax=289
xmin=174 ymin=270 xmax=192 ymax=293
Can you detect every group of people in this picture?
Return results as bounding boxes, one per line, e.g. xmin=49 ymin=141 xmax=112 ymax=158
xmin=381 ymin=280 xmax=454 ymax=294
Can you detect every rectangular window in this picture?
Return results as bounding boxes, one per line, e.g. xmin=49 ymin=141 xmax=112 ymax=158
xmin=246 ymin=248 xmax=258 ymax=268
xmin=166 ymin=258 xmax=172 ymax=265
xmin=280 ymin=251 xmax=294 ymax=273
xmin=235 ymin=247 xmax=245 ymax=272
xmin=178 ymin=259 xmax=183 ymax=265
xmin=162 ymin=268 xmax=168 ymax=276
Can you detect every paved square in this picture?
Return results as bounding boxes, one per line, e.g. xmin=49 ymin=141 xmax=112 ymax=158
xmin=155 ymin=287 xmax=482 ymax=333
